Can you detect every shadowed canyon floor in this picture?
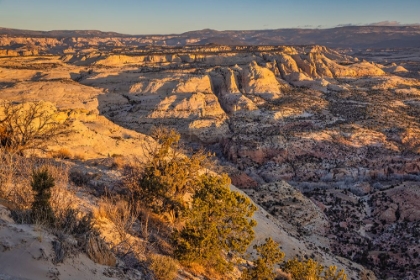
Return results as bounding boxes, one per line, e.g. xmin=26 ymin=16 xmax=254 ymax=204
xmin=1 ymin=44 xmax=420 ymax=279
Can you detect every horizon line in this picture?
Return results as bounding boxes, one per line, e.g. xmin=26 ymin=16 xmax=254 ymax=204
xmin=1 ymin=24 xmax=420 ymax=37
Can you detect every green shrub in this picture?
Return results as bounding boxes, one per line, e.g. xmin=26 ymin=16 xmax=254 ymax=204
xmin=241 ymin=237 xmax=285 ymax=280
xmin=124 ymin=127 xmax=207 ymax=217
xmin=31 ymin=167 xmax=55 ymax=225
xmin=284 ymin=258 xmax=347 ymax=280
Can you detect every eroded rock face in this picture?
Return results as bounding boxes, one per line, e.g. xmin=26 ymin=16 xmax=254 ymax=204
xmin=230 ymin=172 xmax=258 ymax=189
xmin=64 ymin=45 xmax=391 ymax=145
xmin=93 ymin=73 xmax=229 ymax=143
xmin=210 ymin=67 xmax=259 ymax=113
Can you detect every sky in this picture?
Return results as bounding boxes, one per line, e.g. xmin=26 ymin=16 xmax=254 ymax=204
xmin=0 ymin=0 xmax=419 ymax=35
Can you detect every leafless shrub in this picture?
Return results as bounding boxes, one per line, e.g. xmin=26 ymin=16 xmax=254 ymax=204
xmin=50 ymin=211 xmax=96 ymax=264
xmin=54 ymin=208 xmax=94 ymax=236
xmin=50 ymin=184 xmax=79 ymax=225
xmin=0 ymin=101 xmax=71 ymax=154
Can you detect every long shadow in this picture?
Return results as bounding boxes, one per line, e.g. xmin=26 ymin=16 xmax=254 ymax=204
xmin=30 ymin=71 xmax=48 ymax=81
xmin=0 ymin=82 xmax=15 ymax=90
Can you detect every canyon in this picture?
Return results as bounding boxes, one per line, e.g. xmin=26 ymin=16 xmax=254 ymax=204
xmin=1 ymin=28 xmax=420 ymax=279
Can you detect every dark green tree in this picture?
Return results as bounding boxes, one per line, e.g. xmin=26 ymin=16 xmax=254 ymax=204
xmin=31 ymin=167 xmax=55 ymax=224
xmin=241 ymin=237 xmax=285 ymax=280
xmin=173 ymin=174 xmax=257 ymax=273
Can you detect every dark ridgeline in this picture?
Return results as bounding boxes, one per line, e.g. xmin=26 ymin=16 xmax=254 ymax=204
xmin=1 ymin=25 xmax=420 ymax=48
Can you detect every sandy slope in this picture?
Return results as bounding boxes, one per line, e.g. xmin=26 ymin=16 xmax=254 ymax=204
xmin=0 ymin=204 xmax=136 ymax=280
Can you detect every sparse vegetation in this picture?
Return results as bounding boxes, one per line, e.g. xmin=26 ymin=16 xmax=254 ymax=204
xmin=241 ymin=237 xmax=285 ymax=280
xmin=96 ymin=195 xmax=138 ymax=238
xmin=94 ymin=193 xmax=140 ymax=254
xmin=123 ymin=128 xmax=258 ymax=274
xmin=0 ymin=147 xmax=95 ymax=260
xmin=0 ymin=125 xmax=352 ymax=279
xmin=69 ymin=170 xmax=93 ymax=186
xmin=110 ymin=154 xmax=125 ymax=169
xmin=0 ymin=149 xmax=36 ymax=211
xmin=284 ymin=258 xmax=347 ymax=280
xmin=7 ymin=41 xmax=411 ymax=279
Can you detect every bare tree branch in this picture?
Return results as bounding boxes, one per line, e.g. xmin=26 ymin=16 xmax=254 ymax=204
xmin=0 ymin=101 xmax=70 ymax=154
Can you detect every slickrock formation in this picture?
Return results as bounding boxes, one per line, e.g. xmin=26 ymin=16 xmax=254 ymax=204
xmin=241 ymin=61 xmax=283 ymax=100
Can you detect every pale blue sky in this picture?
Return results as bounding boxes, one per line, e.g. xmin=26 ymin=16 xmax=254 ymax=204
xmin=0 ymin=0 xmax=419 ymax=34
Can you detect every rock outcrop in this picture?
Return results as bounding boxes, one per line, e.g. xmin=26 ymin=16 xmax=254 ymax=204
xmin=241 ymin=61 xmax=283 ymax=100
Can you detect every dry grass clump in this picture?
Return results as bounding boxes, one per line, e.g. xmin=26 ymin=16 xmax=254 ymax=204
xmin=73 ymin=152 xmax=86 ymax=161
xmin=92 ymin=193 xmax=147 ymax=262
xmin=50 ymin=183 xmax=79 ymax=223
xmin=0 ymin=149 xmax=96 ymax=265
xmin=148 ymin=254 xmax=178 ymax=280
xmin=53 ymin=148 xmax=73 ymax=159
xmin=94 ymin=195 xmax=139 ymax=240
xmin=0 ymin=150 xmax=36 ymax=210
xmin=50 ymin=149 xmax=86 ymax=161
xmin=185 ymin=262 xmax=206 ymax=277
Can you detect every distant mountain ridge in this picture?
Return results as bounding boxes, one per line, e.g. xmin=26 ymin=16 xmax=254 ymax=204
xmin=1 ymin=25 xmax=420 ymax=48
xmin=0 ymin=27 xmax=125 ymax=38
